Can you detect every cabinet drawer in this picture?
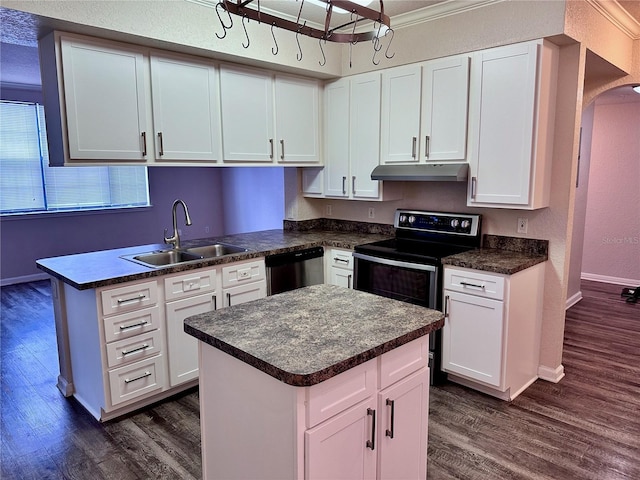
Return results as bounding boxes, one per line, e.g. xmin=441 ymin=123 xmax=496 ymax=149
xmin=306 ymin=359 xmax=377 ymax=428
xmin=108 ymin=355 xmax=165 ymax=407
xmin=100 ymin=280 xmax=158 ymax=316
xmin=222 ymin=259 xmax=265 ymax=288
xmin=444 ymin=267 xmax=505 ymax=300
xmin=164 ymin=268 xmax=217 ymax=301
xmin=379 ymin=337 xmax=429 ymax=390
xmin=327 ymin=248 xmax=353 ymax=270
xmin=105 ymin=330 xmax=163 ymax=368
xmin=103 ymin=305 xmax=161 ymax=343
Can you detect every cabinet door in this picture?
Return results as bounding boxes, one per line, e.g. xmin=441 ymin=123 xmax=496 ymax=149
xmin=380 ymin=66 xmax=421 ymax=164
xmin=442 ymin=290 xmax=504 ymax=387
xmin=350 ymin=74 xmax=381 ymax=199
xmin=223 ymin=282 xmax=266 ymax=308
xmin=220 ymin=65 xmax=274 ymax=162
xmin=275 ymin=75 xmax=320 ymax=163
xmin=329 ymin=267 xmax=353 ymax=289
xmin=165 ymin=293 xmax=217 ymax=387
xmin=377 ymin=368 xmax=429 ymax=480
xmin=467 ymin=42 xmax=539 ymax=205
xmin=60 ymin=37 xmax=150 ymax=161
xmin=150 ymin=54 xmax=221 ymax=161
xmin=324 ymin=79 xmax=350 ymax=198
xmin=421 ymin=55 xmax=470 ymax=161
xmin=306 ymin=398 xmax=377 ymax=480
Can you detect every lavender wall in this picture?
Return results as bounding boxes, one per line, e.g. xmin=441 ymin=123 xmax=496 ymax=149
xmin=0 ymin=166 xmax=226 ymax=283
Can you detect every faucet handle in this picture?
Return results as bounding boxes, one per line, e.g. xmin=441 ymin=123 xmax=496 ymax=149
xmin=163 ymin=228 xmax=174 ymax=246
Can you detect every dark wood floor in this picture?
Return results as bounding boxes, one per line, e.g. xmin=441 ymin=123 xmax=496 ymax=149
xmin=1 ymin=279 xmax=638 ymax=479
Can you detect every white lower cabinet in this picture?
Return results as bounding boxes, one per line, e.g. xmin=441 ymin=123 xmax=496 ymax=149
xmin=442 ymin=264 xmax=545 ymax=400
xmin=326 ymin=248 xmax=354 ymax=289
xmin=199 ymin=336 xmax=429 ymax=479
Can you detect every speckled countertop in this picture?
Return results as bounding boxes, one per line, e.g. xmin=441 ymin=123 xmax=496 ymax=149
xmin=442 ymin=235 xmax=549 ymax=275
xmin=36 ymin=228 xmax=392 ymax=290
xmin=184 ymin=284 xmax=444 ymax=387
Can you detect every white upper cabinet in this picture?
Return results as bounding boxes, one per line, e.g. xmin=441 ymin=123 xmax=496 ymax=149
xmin=40 ymin=32 xmax=153 ymax=165
xmin=274 ymin=75 xmax=320 ymax=163
xmin=421 ymin=55 xmax=470 ymax=161
xmin=324 ymin=79 xmax=351 ymax=197
xmin=380 ymin=65 xmax=422 ymax=163
xmin=467 ymin=40 xmax=558 ymax=209
xmin=150 ymin=53 xmax=221 ymax=162
xmin=219 ymin=64 xmax=275 ymax=163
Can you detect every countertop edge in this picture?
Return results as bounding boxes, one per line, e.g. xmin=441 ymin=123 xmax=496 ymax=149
xmin=442 ymin=250 xmax=547 ymax=275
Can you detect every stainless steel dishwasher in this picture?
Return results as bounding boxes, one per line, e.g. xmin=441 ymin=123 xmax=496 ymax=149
xmin=265 ymin=246 xmax=324 ymax=295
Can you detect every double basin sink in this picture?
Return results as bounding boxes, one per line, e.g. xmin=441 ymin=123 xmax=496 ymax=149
xmin=121 ymin=243 xmax=249 ymax=269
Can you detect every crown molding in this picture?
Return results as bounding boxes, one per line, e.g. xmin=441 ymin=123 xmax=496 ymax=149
xmin=391 ymin=0 xmax=504 ymax=30
xmin=586 ymin=0 xmax=640 ymax=40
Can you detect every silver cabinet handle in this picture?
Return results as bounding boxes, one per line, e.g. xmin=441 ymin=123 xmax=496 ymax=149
xmin=444 ymin=295 xmax=450 ymax=318
xmin=352 ymin=176 xmax=356 ymax=195
xmin=366 ymin=408 xmax=376 ymax=450
xmin=425 ymin=135 xmax=430 ymax=159
xmin=157 ymin=132 xmax=164 ymax=156
xmin=471 ymin=176 xmax=477 ymax=199
xmin=124 ymin=371 xmax=151 ymax=384
xmin=280 ymin=139 xmax=285 ymax=160
xmin=141 ymin=132 xmax=147 ymax=156
xmin=412 ymin=137 xmax=417 ymax=159
xmin=334 ymin=257 xmax=350 ymax=264
xmin=117 ymin=294 xmax=146 ymax=305
xmin=347 ymin=274 xmax=352 ymax=289
xmin=269 ymin=139 xmax=274 ymax=159
xmin=119 ymin=320 xmax=148 ymax=331
xmin=342 ymin=176 xmax=347 ymax=195
xmin=460 ymin=281 xmax=485 ymax=289
xmin=385 ymin=398 xmax=395 ymax=438
xmin=121 ymin=343 xmax=149 ymax=356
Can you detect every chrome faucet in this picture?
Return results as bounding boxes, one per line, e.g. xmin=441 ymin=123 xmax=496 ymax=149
xmin=164 ymin=199 xmax=192 ymax=249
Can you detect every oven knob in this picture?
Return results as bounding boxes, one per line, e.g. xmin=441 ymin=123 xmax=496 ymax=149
xmin=399 ymin=215 xmax=407 ymax=223
xmin=408 ymin=215 xmax=416 ymax=224
xmin=450 ymin=219 xmax=460 ymax=228
xmin=460 ymin=219 xmax=471 ymax=229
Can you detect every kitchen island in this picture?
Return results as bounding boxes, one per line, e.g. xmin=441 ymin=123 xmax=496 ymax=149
xmin=185 ymin=284 xmax=444 ymax=480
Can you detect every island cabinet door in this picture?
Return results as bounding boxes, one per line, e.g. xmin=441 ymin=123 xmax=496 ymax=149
xmin=377 ymin=367 xmax=429 ymax=480
xmin=305 ymin=397 xmax=377 ymax=480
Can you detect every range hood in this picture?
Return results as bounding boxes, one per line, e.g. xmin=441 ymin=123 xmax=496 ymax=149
xmin=370 ymin=163 xmax=468 ymax=182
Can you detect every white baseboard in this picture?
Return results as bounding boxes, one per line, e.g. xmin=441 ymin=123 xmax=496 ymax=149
xmin=538 ymin=364 xmax=565 ymax=383
xmin=581 ymin=272 xmax=640 ymax=286
xmin=566 ymin=291 xmax=583 ymax=310
xmin=1 ymin=272 xmax=49 ymax=287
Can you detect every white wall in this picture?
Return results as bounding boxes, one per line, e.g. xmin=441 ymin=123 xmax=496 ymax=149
xmin=581 ymin=100 xmax=640 ymax=285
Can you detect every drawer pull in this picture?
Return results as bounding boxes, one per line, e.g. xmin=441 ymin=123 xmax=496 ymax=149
xmin=117 ymin=294 xmax=146 ymax=305
xmin=119 ymin=320 xmax=148 ymax=331
xmin=444 ymin=295 xmax=450 ymax=318
xmin=347 ymin=274 xmax=352 ymax=289
xmin=334 ymin=257 xmax=350 ymax=264
xmin=227 ymin=292 xmax=232 ymax=307
xmin=121 ymin=343 xmax=149 ymax=357
xmin=460 ymin=281 xmax=485 ymax=290
xmin=366 ymin=408 xmax=376 ymax=450
xmin=124 ymin=371 xmax=151 ymax=384
xmin=385 ymin=398 xmax=395 ymax=439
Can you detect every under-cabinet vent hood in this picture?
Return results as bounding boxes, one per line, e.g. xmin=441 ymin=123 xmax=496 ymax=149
xmin=370 ymin=163 xmax=468 ymax=182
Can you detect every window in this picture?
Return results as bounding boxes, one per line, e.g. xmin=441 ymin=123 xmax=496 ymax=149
xmin=0 ymin=101 xmax=150 ymax=215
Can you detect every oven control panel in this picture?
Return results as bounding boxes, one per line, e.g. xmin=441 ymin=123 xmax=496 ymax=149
xmin=395 ymin=210 xmax=481 ymax=236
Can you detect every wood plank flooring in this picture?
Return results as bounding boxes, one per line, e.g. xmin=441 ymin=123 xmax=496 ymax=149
xmin=1 ymin=279 xmax=638 ymax=479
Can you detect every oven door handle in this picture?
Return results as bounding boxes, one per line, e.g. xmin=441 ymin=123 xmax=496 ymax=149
xmin=353 ymin=253 xmax=437 ymax=272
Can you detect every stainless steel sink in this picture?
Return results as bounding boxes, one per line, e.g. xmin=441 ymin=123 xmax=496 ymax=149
xmin=121 ymin=243 xmax=249 ymax=268
xmin=185 ymin=243 xmax=248 ymax=258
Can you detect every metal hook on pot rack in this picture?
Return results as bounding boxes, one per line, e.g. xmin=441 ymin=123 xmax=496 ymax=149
xmin=241 ymin=14 xmax=250 ymax=48
xmin=296 ymin=22 xmax=306 ymax=61
xmin=271 ymin=23 xmax=278 ymax=55
xmin=318 ymin=38 xmax=326 ymax=66
xmin=384 ymin=27 xmax=395 ymax=59
xmin=215 ymin=0 xmax=233 ymax=39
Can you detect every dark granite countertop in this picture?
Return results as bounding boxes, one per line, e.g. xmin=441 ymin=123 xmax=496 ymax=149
xmin=36 ymin=229 xmax=392 ymax=290
xmin=184 ymin=284 xmax=444 ymax=387
xmin=442 ymin=235 xmax=549 ymax=275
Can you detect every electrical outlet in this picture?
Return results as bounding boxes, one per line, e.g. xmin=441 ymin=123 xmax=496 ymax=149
xmin=205 ymin=226 xmax=210 ymax=234
xmin=368 ymin=207 xmax=375 ymax=219
xmin=326 ymin=204 xmax=333 ymax=216
xmin=517 ymin=218 xmax=528 ymax=234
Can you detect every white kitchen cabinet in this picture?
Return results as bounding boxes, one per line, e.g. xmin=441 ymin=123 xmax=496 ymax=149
xmin=442 ymin=263 xmax=545 ymax=400
xmin=199 ymin=336 xmax=429 ymax=479
xmin=380 ymin=65 xmax=422 ymax=164
xmin=467 ymin=39 xmax=558 ymax=209
xmin=39 ymin=32 xmax=153 ymax=165
xmin=221 ymin=258 xmax=267 ymax=307
xmin=274 ymin=75 xmax=320 ymax=163
xmin=324 ymin=74 xmax=402 ymax=201
xmin=219 ymin=64 xmax=274 ymax=163
xmin=421 ymin=55 xmax=470 ymax=161
xmin=326 ymin=248 xmax=354 ymax=289
xmin=149 ymin=52 xmax=221 ymax=162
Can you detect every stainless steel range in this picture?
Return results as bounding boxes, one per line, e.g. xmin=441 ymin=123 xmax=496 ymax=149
xmin=353 ymin=209 xmax=482 ymax=384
